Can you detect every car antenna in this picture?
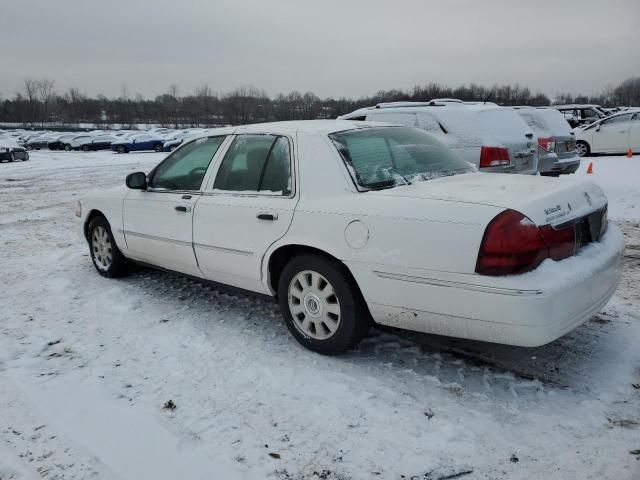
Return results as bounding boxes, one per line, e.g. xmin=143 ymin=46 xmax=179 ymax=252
xmin=483 ymin=90 xmax=494 ymax=104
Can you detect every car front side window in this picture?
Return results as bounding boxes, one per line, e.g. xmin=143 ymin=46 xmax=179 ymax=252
xmin=601 ymin=114 xmax=633 ymax=126
xmin=149 ymin=136 xmax=226 ymax=191
xmin=213 ymin=135 xmax=292 ymax=195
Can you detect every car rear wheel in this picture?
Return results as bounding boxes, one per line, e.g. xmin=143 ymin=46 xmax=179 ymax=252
xmin=81 ymin=145 xmax=90 ymax=152
xmin=87 ymin=216 xmax=128 ymax=278
xmin=117 ymin=145 xmax=126 ymax=154
xmin=154 ymin=144 xmax=163 ymax=152
xmin=278 ymin=254 xmax=370 ymax=355
xmin=64 ymin=144 xmax=72 ymax=151
xmin=9 ymin=153 xmax=14 ymax=163
xmin=576 ymin=141 xmax=590 ymax=157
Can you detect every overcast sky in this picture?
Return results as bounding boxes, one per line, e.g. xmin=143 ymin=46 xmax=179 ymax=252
xmin=1 ymin=0 xmax=637 ymax=100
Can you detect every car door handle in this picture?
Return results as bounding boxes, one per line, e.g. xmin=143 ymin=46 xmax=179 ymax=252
xmin=181 ymin=194 xmax=192 ymax=200
xmin=256 ymin=213 xmax=277 ymax=221
xmin=175 ymin=205 xmax=192 ymax=212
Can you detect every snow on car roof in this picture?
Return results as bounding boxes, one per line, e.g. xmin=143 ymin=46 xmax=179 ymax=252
xmin=234 ymin=119 xmax=392 ymax=135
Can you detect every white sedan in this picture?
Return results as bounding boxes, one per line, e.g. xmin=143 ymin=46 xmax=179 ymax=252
xmin=575 ymin=110 xmax=640 ymax=156
xmin=76 ymin=120 xmax=624 ymax=354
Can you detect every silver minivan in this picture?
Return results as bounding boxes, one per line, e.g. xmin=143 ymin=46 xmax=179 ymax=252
xmin=514 ymin=107 xmax=581 ymax=176
xmin=339 ymin=101 xmax=538 ymax=175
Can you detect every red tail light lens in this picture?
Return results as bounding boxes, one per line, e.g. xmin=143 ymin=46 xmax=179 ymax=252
xmin=475 ymin=210 xmax=547 ymax=275
xmin=538 ymin=136 xmax=556 ymax=152
xmin=479 ymin=146 xmax=511 ymax=168
xmin=539 ymin=224 xmax=575 ymax=260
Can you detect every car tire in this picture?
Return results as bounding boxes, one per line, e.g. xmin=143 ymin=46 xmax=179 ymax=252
xmin=23 ymin=153 xmax=29 ymax=161
xmin=64 ymin=144 xmax=72 ymax=151
xmin=81 ymin=145 xmax=90 ymax=152
xmin=576 ymin=141 xmax=590 ymax=157
xmin=9 ymin=153 xmax=15 ymax=163
xmin=87 ymin=216 xmax=128 ymax=278
xmin=154 ymin=144 xmax=163 ymax=152
xmin=117 ymin=145 xmax=126 ymax=154
xmin=277 ymin=254 xmax=370 ymax=355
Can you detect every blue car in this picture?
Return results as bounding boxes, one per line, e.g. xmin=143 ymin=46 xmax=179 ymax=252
xmin=111 ymin=134 xmax=165 ymax=153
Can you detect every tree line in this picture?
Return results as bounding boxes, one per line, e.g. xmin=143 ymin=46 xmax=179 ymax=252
xmin=1 ymin=77 xmax=638 ymax=129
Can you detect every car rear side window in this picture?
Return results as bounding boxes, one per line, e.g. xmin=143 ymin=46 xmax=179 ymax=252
xmin=149 ymin=136 xmax=225 ymax=191
xmin=213 ymin=135 xmax=291 ymax=195
xmin=330 ymin=127 xmax=474 ymax=190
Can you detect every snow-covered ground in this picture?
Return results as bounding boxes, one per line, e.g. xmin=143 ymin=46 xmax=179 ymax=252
xmin=1 ymin=151 xmax=639 ymax=480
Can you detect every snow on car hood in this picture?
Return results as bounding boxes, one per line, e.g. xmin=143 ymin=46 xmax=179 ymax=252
xmin=370 ymin=172 xmax=607 ymax=226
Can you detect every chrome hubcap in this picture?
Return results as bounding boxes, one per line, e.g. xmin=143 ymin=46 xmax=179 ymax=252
xmin=91 ymin=226 xmax=113 ymax=271
xmin=288 ymin=270 xmax=341 ymax=340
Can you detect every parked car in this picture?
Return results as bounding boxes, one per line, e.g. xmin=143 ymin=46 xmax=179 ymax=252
xmin=0 ymin=141 xmax=29 ymax=162
xmin=26 ymin=134 xmax=56 ymax=150
xmin=111 ymin=134 xmax=165 ymax=153
xmin=75 ymin=135 xmax=119 ymax=151
xmin=553 ymin=104 xmax=610 ymax=128
xmin=76 ymin=120 xmax=623 ymax=354
xmin=163 ymin=129 xmax=207 ymax=151
xmin=48 ymin=133 xmax=81 ymax=150
xmin=575 ymin=110 xmax=640 ymax=156
xmin=513 ymin=107 xmax=580 ymax=176
xmin=339 ymin=101 xmax=538 ymax=175
xmin=62 ymin=135 xmax=94 ymax=151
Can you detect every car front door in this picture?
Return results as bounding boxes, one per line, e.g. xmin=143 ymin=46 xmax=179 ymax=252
xmin=131 ymin=135 xmax=149 ymax=151
xmin=122 ymin=136 xmax=227 ymax=276
xmin=193 ymin=133 xmax=298 ymax=293
xmin=592 ymin=113 xmax=633 ymax=152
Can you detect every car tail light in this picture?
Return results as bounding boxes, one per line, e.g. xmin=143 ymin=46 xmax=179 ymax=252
xmin=479 ymin=146 xmax=511 ymax=168
xmin=539 ymin=224 xmax=575 ymax=260
xmin=476 ymin=210 xmax=579 ymax=276
xmin=475 ymin=210 xmax=547 ymax=275
xmin=538 ymin=136 xmax=556 ymax=152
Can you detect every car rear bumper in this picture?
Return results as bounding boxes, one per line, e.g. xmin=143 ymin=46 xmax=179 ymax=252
xmin=538 ymin=151 xmax=580 ymax=174
xmin=347 ymin=224 xmax=624 ymax=347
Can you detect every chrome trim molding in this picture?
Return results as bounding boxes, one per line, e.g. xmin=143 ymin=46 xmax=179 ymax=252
xmin=373 ymin=271 xmax=544 ymax=296
xmin=194 ymin=242 xmax=253 ymax=257
xmin=123 ymin=230 xmax=192 ymax=247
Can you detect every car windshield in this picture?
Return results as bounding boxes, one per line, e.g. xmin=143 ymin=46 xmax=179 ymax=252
xmin=329 ymin=126 xmax=474 ymax=190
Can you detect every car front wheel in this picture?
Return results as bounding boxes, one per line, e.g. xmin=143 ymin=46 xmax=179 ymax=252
xmin=278 ymin=254 xmax=370 ymax=355
xmin=154 ymin=144 xmax=163 ymax=152
xmin=576 ymin=141 xmax=590 ymax=157
xmin=87 ymin=216 xmax=128 ymax=278
xmin=117 ymin=145 xmax=126 ymax=154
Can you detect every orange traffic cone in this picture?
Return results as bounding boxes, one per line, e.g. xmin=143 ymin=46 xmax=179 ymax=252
xmin=627 ymin=148 xmax=633 ymax=158
xmin=586 ymin=162 xmax=593 ymax=174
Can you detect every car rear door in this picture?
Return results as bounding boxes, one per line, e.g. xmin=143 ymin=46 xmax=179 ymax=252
xmin=122 ymin=136 xmax=227 ymax=276
xmin=193 ymin=133 xmax=298 ymax=293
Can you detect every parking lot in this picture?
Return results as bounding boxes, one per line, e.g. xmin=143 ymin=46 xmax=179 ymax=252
xmin=0 ymin=150 xmax=638 ymax=479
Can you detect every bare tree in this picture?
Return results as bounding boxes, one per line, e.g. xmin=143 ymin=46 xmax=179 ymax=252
xmin=36 ymin=79 xmax=56 ymax=125
xmin=24 ymin=79 xmax=39 ymax=124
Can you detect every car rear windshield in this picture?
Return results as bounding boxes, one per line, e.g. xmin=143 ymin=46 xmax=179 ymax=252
xmin=329 ymin=127 xmax=474 ymax=190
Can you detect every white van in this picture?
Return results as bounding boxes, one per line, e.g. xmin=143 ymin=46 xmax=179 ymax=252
xmin=339 ymin=101 xmax=538 ymax=175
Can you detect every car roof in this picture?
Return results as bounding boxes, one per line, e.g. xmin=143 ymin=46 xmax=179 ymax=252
xmin=232 ymin=120 xmax=393 ymax=135
xmin=553 ymin=104 xmax=602 ymax=109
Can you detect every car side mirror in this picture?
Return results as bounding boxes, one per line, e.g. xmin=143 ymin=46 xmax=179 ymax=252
xmin=126 ymin=172 xmax=147 ymax=190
